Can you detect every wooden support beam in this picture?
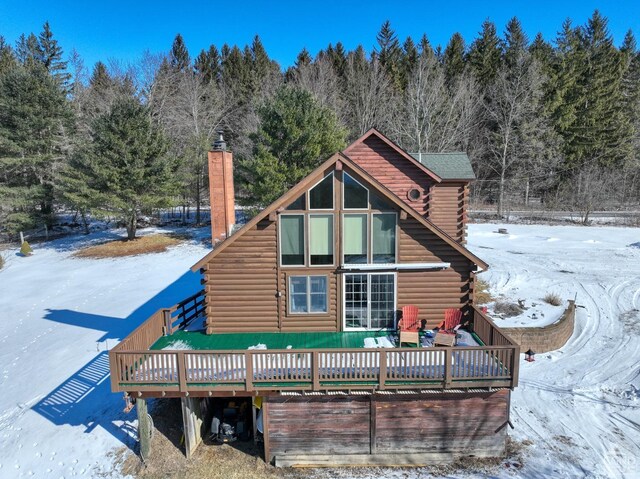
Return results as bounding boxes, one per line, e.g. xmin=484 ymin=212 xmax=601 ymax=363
xmin=181 ymin=397 xmax=205 ymax=458
xmin=400 ymin=210 xmax=408 ymax=220
xmin=136 ymin=398 xmax=151 ymax=461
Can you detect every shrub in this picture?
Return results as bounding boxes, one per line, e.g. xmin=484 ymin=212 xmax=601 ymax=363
xmin=475 ymin=278 xmax=492 ymax=304
xmin=543 ymin=292 xmax=562 ymax=306
xmin=494 ymin=301 xmax=524 ymax=317
xmin=0 ymin=254 xmax=4 ymax=270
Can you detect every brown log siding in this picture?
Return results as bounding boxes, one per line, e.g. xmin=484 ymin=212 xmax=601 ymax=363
xmin=430 ymin=181 xmax=468 ymax=243
xmin=205 ymin=219 xmax=279 ymax=333
xmin=398 ymin=216 xmax=472 ymax=327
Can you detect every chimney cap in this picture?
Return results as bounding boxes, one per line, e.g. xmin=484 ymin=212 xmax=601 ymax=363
xmin=212 ymin=129 xmax=226 ymax=151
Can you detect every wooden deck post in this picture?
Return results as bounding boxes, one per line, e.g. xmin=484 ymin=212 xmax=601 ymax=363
xmin=177 ymin=352 xmax=187 ymax=392
xmin=136 ymin=398 xmax=151 ymax=461
xmin=379 ymin=350 xmax=387 ymax=390
xmin=181 ymin=397 xmax=205 ymax=458
xmin=312 ymin=351 xmax=320 ymax=390
xmin=245 ymin=351 xmax=253 ymax=391
xmin=444 ymin=349 xmax=453 ymax=389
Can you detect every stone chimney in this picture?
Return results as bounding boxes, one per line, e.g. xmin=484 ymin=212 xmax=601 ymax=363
xmin=208 ymin=130 xmax=235 ymax=243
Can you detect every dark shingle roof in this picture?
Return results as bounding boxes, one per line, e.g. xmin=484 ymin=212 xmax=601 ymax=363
xmin=410 ymin=152 xmax=475 ymax=180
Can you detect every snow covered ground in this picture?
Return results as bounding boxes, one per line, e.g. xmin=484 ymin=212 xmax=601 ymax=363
xmin=0 ymin=223 xmax=639 ymax=478
xmin=0 ymin=228 xmax=209 ymax=478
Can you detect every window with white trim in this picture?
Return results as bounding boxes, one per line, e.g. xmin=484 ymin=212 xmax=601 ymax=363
xmin=344 ymin=273 xmax=395 ymax=329
xmin=289 ymin=275 xmax=328 ymax=314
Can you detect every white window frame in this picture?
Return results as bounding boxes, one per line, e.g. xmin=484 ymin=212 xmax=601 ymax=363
xmin=342 ymin=171 xmax=369 ymax=210
xmin=308 ymin=171 xmax=335 ymax=211
xmin=288 ymin=275 xmax=329 ymax=315
xmin=308 ymin=213 xmax=334 ymax=267
xmin=342 ymin=272 xmax=397 ymax=331
xmin=279 ymin=213 xmax=306 ymax=268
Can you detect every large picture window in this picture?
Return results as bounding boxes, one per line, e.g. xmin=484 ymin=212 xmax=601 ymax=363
xmin=289 ymin=275 xmax=328 ymax=314
xmin=343 ymin=214 xmax=367 ymax=264
xmin=280 ymin=215 xmax=304 ymax=265
xmin=372 ymin=213 xmax=396 ymax=263
xmin=344 ymin=273 xmax=395 ymax=329
xmin=309 ymin=214 xmax=334 ymax=265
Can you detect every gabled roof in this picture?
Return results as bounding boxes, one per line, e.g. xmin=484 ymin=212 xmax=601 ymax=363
xmin=192 ymin=152 xmax=488 ymax=272
xmin=344 ymin=129 xmax=443 ymax=183
xmin=410 ymin=152 xmax=476 ymax=181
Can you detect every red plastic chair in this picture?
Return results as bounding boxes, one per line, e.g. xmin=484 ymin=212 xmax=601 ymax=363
xmin=437 ymin=308 xmax=463 ymax=335
xmin=398 ymin=305 xmax=420 ymax=346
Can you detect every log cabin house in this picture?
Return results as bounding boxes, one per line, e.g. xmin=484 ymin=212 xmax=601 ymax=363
xmin=109 ymin=129 xmax=520 ymax=466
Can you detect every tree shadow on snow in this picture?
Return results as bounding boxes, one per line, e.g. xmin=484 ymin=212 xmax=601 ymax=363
xmin=33 ymin=269 xmax=202 ymax=452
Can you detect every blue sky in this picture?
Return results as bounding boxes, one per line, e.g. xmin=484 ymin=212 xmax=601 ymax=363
xmin=1 ymin=1 xmax=639 ymax=71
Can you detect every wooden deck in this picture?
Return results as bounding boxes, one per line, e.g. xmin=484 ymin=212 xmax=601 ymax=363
xmin=108 ymin=291 xmax=520 ymax=396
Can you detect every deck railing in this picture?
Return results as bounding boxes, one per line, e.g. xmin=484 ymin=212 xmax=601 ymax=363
xmin=109 ymin=302 xmax=519 ymax=394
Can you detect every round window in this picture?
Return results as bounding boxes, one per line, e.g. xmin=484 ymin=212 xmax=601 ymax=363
xmin=407 ymin=188 xmax=422 ymax=201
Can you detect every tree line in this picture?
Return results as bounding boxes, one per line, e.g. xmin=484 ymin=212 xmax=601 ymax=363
xmin=1 ymin=10 xmax=639 ymax=239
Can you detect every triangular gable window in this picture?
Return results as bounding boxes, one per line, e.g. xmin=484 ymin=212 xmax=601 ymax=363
xmin=343 ymin=172 xmax=369 ymax=209
xmin=309 ymin=173 xmax=334 ymax=210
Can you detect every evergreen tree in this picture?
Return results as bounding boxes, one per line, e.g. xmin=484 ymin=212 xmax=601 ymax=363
xmin=37 ymin=21 xmax=70 ymax=88
xmin=443 ymin=33 xmax=466 ymax=83
xmin=504 ymin=17 xmax=528 ymax=69
xmin=170 ymin=34 xmax=191 ymax=72
xmin=15 ymin=33 xmax=40 ymax=67
xmin=194 ymin=45 xmax=221 ymax=84
xmin=67 ymin=97 xmax=176 ymax=239
xmin=0 ymin=64 xmax=73 ymax=234
xmin=295 ymin=48 xmax=312 ymax=68
xmin=400 ymin=36 xmax=418 ymax=89
xmin=621 ymin=30 xmax=640 ymax=160
xmin=375 ymin=21 xmax=402 ymax=89
xmin=327 ymin=42 xmax=347 ymax=79
xmin=570 ymin=11 xmax=633 ymax=167
xmin=0 ymin=36 xmax=17 ymax=74
xmin=239 ymin=86 xmax=347 ymax=206
xmin=468 ymin=19 xmax=503 ymax=87
xmin=418 ymin=34 xmax=435 ymax=59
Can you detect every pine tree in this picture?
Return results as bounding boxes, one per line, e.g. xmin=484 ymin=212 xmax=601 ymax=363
xmin=0 ymin=36 xmax=17 ymax=74
xmin=0 ymin=64 xmax=73 ymax=234
xmin=194 ymin=45 xmax=221 ymax=84
xmin=443 ymin=33 xmax=466 ymax=84
xmin=468 ymin=20 xmax=503 ymax=87
xmin=621 ymin=30 xmax=640 ymax=162
xmin=15 ymin=33 xmax=40 ymax=67
xmin=170 ymin=34 xmax=191 ymax=72
xmin=504 ymin=17 xmax=528 ymax=69
xmin=418 ymin=34 xmax=435 ymax=59
xmin=69 ymin=97 xmax=176 ymax=239
xmin=239 ymin=86 xmax=347 ymax=206
xmin=37 ymin=22 xmax=70 ymax=88
xmin=375 ymin=21 xmax=402 ymax=89
xmin=328 ymin=42 xmax=347 ymax=79
xmin=570 ymin=11 xmax=633 ymax=167
xmin=295 ymin=48 xmax=312 ymax=68
xmin=400 ymin=36 xmax=418 ymax=89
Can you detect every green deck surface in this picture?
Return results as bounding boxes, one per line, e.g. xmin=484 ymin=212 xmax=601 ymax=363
xmin=150 ymin=329 xmax=397 ymax=351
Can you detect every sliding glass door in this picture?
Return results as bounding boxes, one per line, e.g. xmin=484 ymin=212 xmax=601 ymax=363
xmin=344 ymin=273 xmax=396 ymax=330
